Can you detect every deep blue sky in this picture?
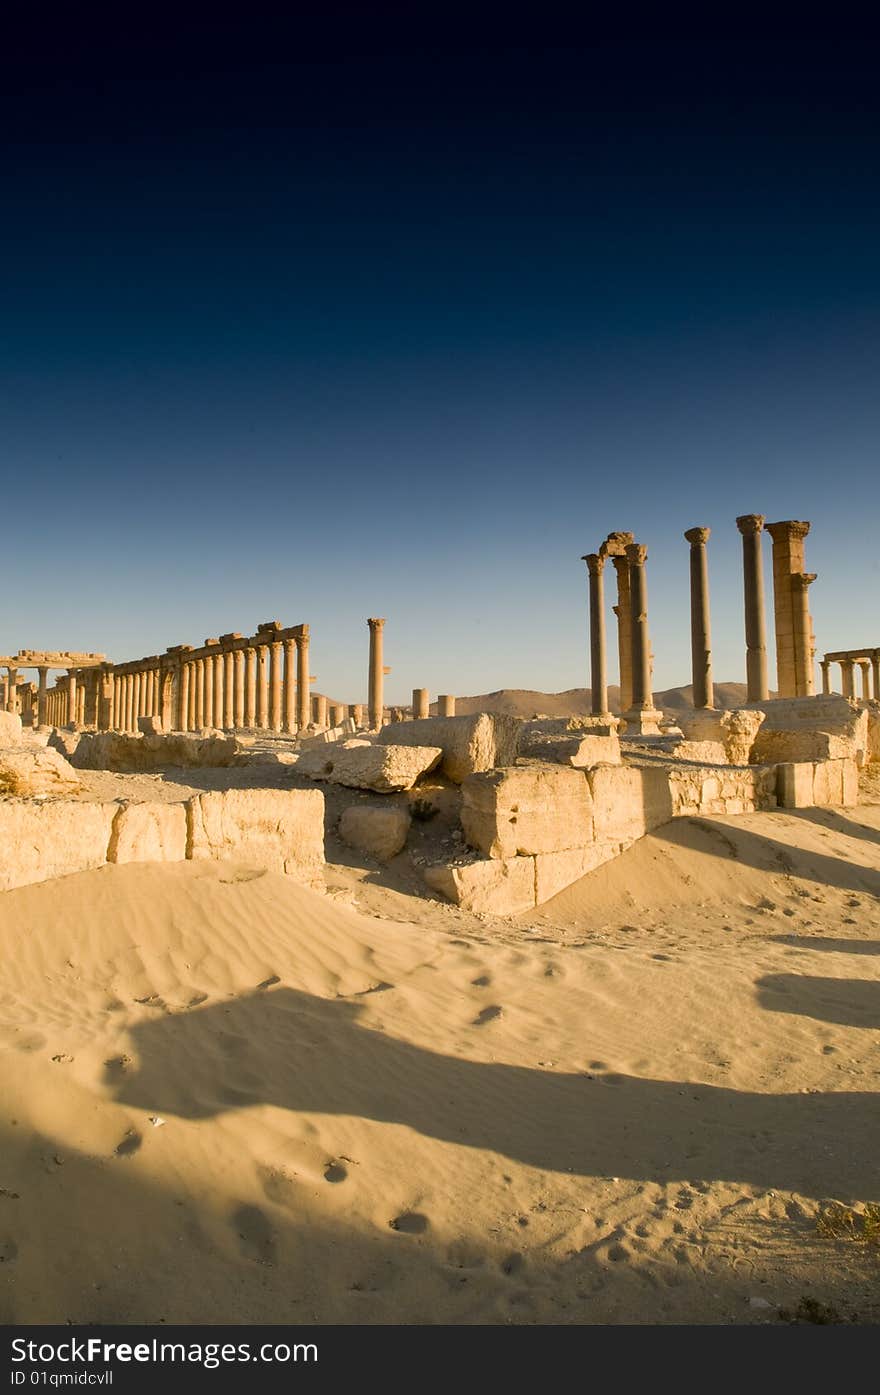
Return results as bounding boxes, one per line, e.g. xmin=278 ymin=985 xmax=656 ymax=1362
xmin=3 ymin=25 xmax=879 ymax=701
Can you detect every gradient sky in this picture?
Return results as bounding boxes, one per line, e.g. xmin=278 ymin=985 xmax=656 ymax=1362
xmin=3 ymin=25 xmax=879 ymax=702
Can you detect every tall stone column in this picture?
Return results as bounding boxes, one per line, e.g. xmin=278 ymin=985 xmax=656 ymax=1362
xmin=840 ymin=658 xmax=855 ymax=699
xmin=599 ymin=532 xmax=635 ymax=716
xmin=767 ymin=520 xmax=813 ymax=698
xmin=223 ymin=651 xmax=235 ymax=729
xmin=791 ymin=572 xmax=817 ymax=697
xmin=735 ymin=514 xmax=769 ymax=702
xmin=412 ymin=687 xmax=429 ymax=719
xmin=146 ymin=669 xmax=155 ymax=716
xmin=872 ymin=652 xmax=880 ymax=703
xmin=234 ymin=650 xmax=246 ymax=729
xmin=37 ymin=667 xmax=49 ymax=726
xmin=269 ymin=641 xmax=282 ymax=732
xmin=312 ymin=694 xmax=328 ymax=727
xmin=858 ymin=660 xmax=871 ymax=701
xmin=295 ymin=631 xmax=310 ymax=731
xmin=368 ymin=618 xmax=385 ymax=730
xmin=201 ymin=654 xmax=212 ymax=729
xmin=624 ymin=543 xmax=661 ymax=734
xmin=66 ymin=670 xmax=78 ymax=725
xmin=438 ymin=694 xmax=456 ymax=716
xmin=684 ymin=526 xmax=714 ymax=709
xmin=282 ymin=640 xmax=296 ymax=732
xmin=192 ymin=659 xmax=203 ymax=728
xmin=212 ymin=651 xmax=224 ymax=728
xmin=820 ymin=660 xmax=831 ymax=695
xmin=583 ymin=553 xmax=608 ymax=716
xmin=179 ymin=662 xmax=190 ymax=731
xmin=256 ymin=646 xmax=269 ymax=728
xmin=187 ymin=663 xmax=196 ymax=729
xmin=244 ymin=648 xmax=256 ymax=727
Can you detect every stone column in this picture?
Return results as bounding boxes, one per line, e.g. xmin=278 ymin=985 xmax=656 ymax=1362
xmin=583 ymin=553 xmax=608 ymax=716
xmin=187 ymin=663 xmax=197 ymax=729
xmin=145 ymin=669 xmax=154 ymax=716
xmin=212 ymin=651 xmax=224 ymax=728
xmin=438 ymin=694 xmax=456 ymax=716
xmin=37 ymin=667 xmax=49 ymax=726
xmin=820 ymin=660 xmax=831 ymax=695
xmin=840 ymin=658 xmax=855 ymax=699
xmin=330 ymin=703 xmax=346 ymax=727
xmin=76 ymin=680 xmax=86 ymax=726
xmin=858 ymin=660 xmax=871 ymax=701
xmin=191 ymin=659 xmax=203 ymax=728
xmin=312 ymin=694 xmax=328 ymax=727
xmin=872 ymin=652 xmax=880 ymax=703
xmin=200 ymin=654 xmax=212 ymax=729
xmin=684 ymin=526 xmax=714 ymax=709
xmin=269 ymin=641 xmax=283 ymax=732
xmin=179 ymin=662 xmax=190 ymax=731
xmin=295 ymin=632 xmax=310 ymax=731
xmin=256 ymin=646 xmax=269 ymax=728
xmin=282 ymin=640 xmax=296 ymax=732
xmin=244 ymin=648 xmax=256 ymax=727
xmin=791 ymin=572 xmax=817 ymax=697
xmin=610 ymin=559 xmax=633 ymax=716
xmin=766 ymin=520 xmax=813 ymax=698
xmin=412 ymin=687 xmax=429 ymax=719
xmin=234 ymin=650 xmax=246 ymax=729
xmin=735 ymin=514 xmax=769 ymax=702
xmin=368 ymin=618 xmax=385 ymax=730
xmin=623 ymin=543 xmax=661 ymax=734
xmin=223 ymin=650 xmax=235 ymax=729
xmin=66 ymin=670 xmax=78 ymax=725
xmin=350 ymin=703 xmax=364 ymax=727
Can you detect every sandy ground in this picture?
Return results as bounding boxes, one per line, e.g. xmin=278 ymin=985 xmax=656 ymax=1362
xmin=1 ymin=779 xmax=879 ymax=1325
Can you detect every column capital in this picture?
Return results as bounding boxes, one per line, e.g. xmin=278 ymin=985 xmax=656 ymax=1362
xmin=582 ymin=552 xmax=604 ymax=575
xmin=791 ymin=571 xmax=817 ymax=591
xmin=767 ymin=519 xmax=811 ymax=542
xmin=625 ymin=543 xmax=648 ymax=566
xmin=367 ymin=617 xmax=386 ymax=631
xmin=736 ymin=513 xmax=765 ymax=536
xmin=293 ymin=633 xmax=308 ymax=649
xmin=599 ymin=530 xmax=635 ymax=558
xmin=684 ymin=526 xmax=710 ymax=546
xmin=610 ymin=553 xmax=629 ymax=574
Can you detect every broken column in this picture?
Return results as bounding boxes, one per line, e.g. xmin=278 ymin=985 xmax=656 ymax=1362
xmin=766 ymin=520 xmax=815 ymax=698
xmin=582 ymin=553 xmax=608 ymax=717
xmin=330 ymin=703 xmax=346 ymax=727
xmin=684 ymin=526 xmax=713 ymax=709
xmin=438 ymin=695 xmax=456 ymax=716
xmin=736 ymin=514 xmax=770 ymax=702
xmin=412 ymin=687 xmax=429 ymax=719
xmin=623 ymin=543 xmax=662 ymax=734
xmin=368 ymin=618 xmax=385 ymax=729
xmin=312 ymin=694 xmax=328 ymax=727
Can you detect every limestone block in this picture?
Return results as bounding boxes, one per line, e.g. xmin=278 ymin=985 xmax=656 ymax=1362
xmin=842 ymin=756 xmax=859 ymax=805
xmin=534 ymin=842 xmax=622 ymax=904
xmin=0 ymin=799 xmax=116 ymax=891
xmin=49 ymin=729 xmax=81 ymax=759
xmin=0 ymin=712 xmax=22 ymax=746
xmin=422 ymin=856 xmax=536 ymax=914
xmin=296 ymin=743 xmax=442 ymax=792
xmin=108 ymin=801 xmax=187 ymax=864
xmin=751 ymin=726 xmax=861 ymax=765
xmin=338 ymin=805 xmax=411 ymax=861
xmin=812 ymin=759 xmax=843 ymax=807
xmin=187 ymin=788 xmax=325 ymax=887
xmin=377 ymin=712 xmax=521 ymax=783
xmin=519 ymin=730 xmax=621 ymax=767
xmin=588 ymin=765 xmax=674 ymax=843
xmin=137 ymin=715 xmax=165 ymax=735
xmin=0 ymin=746 xmax=82 ymax=796
xmin=71 ymin=732 xmax=238 ymax=771
xmin=674 ymin=740 xmax=728 ymax=765
xmin=461 ymin=765 xmax=593 ymax=859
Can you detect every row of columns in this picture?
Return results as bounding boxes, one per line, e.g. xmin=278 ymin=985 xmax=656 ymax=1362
xmin=822 ymin=654 xmax=880 ymax=701
xmin=583 ymin=516 xmax=819 ymax=717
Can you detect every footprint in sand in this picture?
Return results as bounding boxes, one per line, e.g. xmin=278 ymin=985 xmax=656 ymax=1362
xmin=104 ymin=1055 xmax=131 ymax=1084
xmin=470 ymin=974 xmax=491 ymax=987
xmin=390 ymin=1211 xmax=429 ymax=1235
xmin=323 ymin=1162 xmax=348 ymax=1184
xmin=500 ymin=1251 xmax=524 ymax=1275
xmin=472 ymin=1005 xmax=502 ymax=1026
xmin=256 ymin=975 xmax=281 ymax=991
xmin=231 ymin=1204 xmax=276 ymax=1264
xmin=114 ymin=1130 xmax=142 ymax=1158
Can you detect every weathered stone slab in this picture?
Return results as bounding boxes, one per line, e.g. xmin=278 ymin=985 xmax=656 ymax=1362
xmin=108 ymin=801 xmax=187 ymax=864
xmin=0 ymin=713 xmax=22 ymax=746
xmin=666 ymin=765 xmax=776 ymax=817
xmin=137 ymin=715 xmax=165 ymax=735
xmin=377 ymin=712 xmax=521 ymax=783
xmin=422 ymin=856 xmax=536 ymax=914
xmin=674 ymin=739 xmax=728 ymax=765
xmin=776 ymin=762 xmax=815 ymax=809
xmin=0 ymin=746 xmax=82 ymax=796
xmin=678 ymin=708 xmax=765 ymax=764
xmin=588 ymin=765 xmax=674 ymax=844
xmin=72 ymin=732 xmax=238 ymax=770
xmin=519 ymin=730 xmax=621 ymax=767
xmin=776 ymin=756 xmax=859 ymax=809
xmin=461 ymin=765 xmax=593 ymax=859
xmin=339 ymin=805 xmax=411 ymax=861
xmin=187 ymin=788 xmax=325 ymax=887
xmin=297 ymin=742 xmax=441 ymax=792
xmin=0 ymin=800 xmax=116 ymax=891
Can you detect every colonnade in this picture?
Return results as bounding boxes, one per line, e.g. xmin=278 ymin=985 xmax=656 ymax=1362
xmin=583 ymin=534 xmax=662 ymax=734
xmin=822 ymin=650 xmax=880 ymax=702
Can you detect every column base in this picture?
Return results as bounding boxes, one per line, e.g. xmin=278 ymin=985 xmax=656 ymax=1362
xmin=621 ymin=707 xmax=663 ymax=736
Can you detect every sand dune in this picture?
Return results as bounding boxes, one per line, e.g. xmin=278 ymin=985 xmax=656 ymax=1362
xmin=445 ymin=683 xmax=755 ymax=718
xmin=1 ymin=801 xmax=879 ymax=1325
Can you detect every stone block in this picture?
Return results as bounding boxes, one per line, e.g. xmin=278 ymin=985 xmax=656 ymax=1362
xmin=338 ymin=804 xmax=411 ymax=861
xmin=377 ymin=712 xmax=521 ymax=782
xmin=588 ymin=765 xmax=674 ymax=843
xmin=842 ymin=756 xmax=859 ymax=805
xmin=674 ymin=740 xmax=728 ymax=765
xmin=533 ymin=842 xmax=622 ymax=904
xmin=422 ymin=856 xmax=536 ymax=914
xmin=296 ymin=742 xmax=441 ymax=792
xmin=519 ymin=730 xmax=621 ymax=767
xmin=0 ymin=746 xmax=82 ymax=796
xmin=137 ymin=715 xmax=165 ymax=735
xmin=461 ymin=765 xmax=593 ymax=859
xmin=108 ymin=801 xmax=187 ymax=864
xmin=0 ymin=799 xmax=116 ymax=891
xmin=71 ymin=732 xmax=238 ymax=771
xmin=187 ymin=788 xmax=325 ymax=887
xmin=0 ymin=712 xmax=22 ymax=746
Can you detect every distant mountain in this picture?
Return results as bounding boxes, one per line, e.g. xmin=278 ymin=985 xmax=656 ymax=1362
xmin=429 ymin=683 xmax=756 ymax=719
